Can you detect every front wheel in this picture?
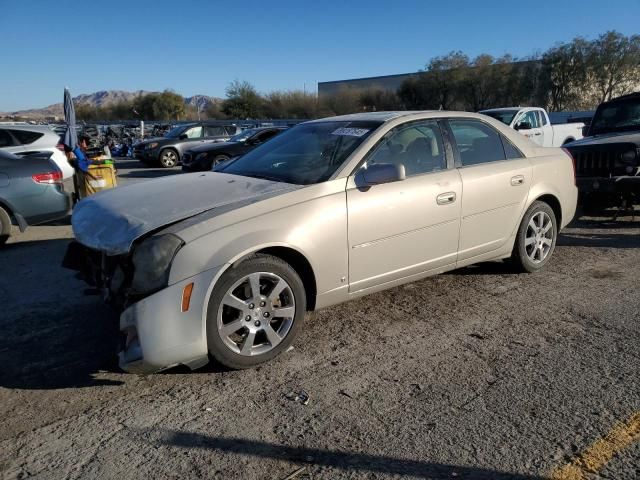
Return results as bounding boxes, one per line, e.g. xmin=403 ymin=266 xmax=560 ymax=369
xmin=206 ymin=254 xmax=306 ymax=369
xmin=159 ymin=149 xmax=179 ymax=168
xmin=511 ymin=201 xmax=557 ymax=273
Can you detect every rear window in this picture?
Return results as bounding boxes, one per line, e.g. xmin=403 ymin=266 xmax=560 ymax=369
xmin=0 ymin=129 xmax=16 ymax=147
xmin=10 ymin=129 xmax=44 ymax=145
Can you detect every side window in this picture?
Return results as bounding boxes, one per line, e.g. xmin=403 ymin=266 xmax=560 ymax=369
xmin=449 ymin=120 xmax=507 ymax=166
xmin=518 ymin=111 xmax=539 ymax=129
xmin=225 ymin=126 xmax=239 ymax=136
xmin=0 ymin=129 xmax=15 ymax=147
xmin=363 ymin=121 xmax=446 ymax=177
xmin=185 ymin=126 xmax=203 ymax=138
xmin=501 ymin=135 xmax=524 ymax=159
xmin=10 ymin=129 xmax=44 ymax=145
xmin=205 ymin=126 xmax=225 ymax=137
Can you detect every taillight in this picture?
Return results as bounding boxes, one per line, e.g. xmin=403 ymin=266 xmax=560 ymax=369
xmin=562 ymin=147 xmax=576 ymax=186
xmin=56 ymin=143 xmax=66 ymax=152
xmin=32 ymin=171 xmax=63 ymax=184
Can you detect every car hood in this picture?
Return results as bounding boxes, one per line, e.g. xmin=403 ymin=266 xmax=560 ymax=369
xmin=566 ymin=131 xmax=640 ymax=147
xmin=72 ymin=172 xmax=300 ymax=255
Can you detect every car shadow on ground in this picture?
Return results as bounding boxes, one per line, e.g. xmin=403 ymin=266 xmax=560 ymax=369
xmin=150 ymin=430 xmax=544 ymax=479
xmin=0 ymin=238 xmax=123 ymax=390
xmin=0 ymin=302 xmax=123 ymax=390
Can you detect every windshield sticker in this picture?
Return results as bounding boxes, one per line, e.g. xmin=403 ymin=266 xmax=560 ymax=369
xmin=331 ymin=127 xmax=370 ymax=137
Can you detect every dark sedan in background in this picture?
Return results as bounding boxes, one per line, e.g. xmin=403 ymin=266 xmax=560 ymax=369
xmin=0 ymin=150 xmax=72 ymax=245
xmin=181 ymin=127 xmax=286 ymax=172
xmin=133 ymin=122 xmax=242 ymax=168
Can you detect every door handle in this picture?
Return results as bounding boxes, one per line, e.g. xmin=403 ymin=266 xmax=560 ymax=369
xmin=511 ymin=175 xmax=525 ymax=186
xmin=533 ymin=132 xmax=542 ymax=136
xmin=436 ymin=192 xmax=456 ymax=205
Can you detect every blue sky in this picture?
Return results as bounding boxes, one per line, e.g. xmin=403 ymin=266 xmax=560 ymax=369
xmin=2 ymin=0 xmax=639 ymax=111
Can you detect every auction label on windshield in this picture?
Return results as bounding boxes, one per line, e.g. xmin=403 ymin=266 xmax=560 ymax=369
xmin=331 ymin=127 xmax=370 ymax=137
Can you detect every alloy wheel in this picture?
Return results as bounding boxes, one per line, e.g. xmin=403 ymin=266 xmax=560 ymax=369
xmin=217 ymin=272 xmax=296 ymax=356
xmin=525 ymin=211 xmax=553 ymax=263
xmin=161 ymin=150 xmax=177 ymax=167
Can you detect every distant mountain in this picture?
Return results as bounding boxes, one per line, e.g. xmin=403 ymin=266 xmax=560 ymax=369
xmin=1 ymin=90 xmax=222 ymax=119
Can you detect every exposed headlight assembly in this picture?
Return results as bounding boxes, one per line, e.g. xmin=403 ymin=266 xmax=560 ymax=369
xmin=130 ymin=234 xmax=184 ymax=295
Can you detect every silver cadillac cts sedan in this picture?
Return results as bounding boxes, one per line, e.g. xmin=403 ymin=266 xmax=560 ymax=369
xmin=66 ymin=111 xmax=578 ymax=373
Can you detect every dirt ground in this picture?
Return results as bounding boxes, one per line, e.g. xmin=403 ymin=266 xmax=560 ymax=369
xmin=0 ymin=159 xmax=638 ymax=479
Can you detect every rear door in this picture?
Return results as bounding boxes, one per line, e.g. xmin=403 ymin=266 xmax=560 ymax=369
xmin=446 ymin=119 xmax=531 ymax=262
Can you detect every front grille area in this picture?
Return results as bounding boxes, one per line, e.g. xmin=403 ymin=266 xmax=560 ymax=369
xmin=573 ymin=150 xmax=616 ymax=177
xmin=569 ymin=142 xmax=637 ymax=177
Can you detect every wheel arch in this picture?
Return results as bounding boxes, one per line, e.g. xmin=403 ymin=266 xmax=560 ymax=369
xmin=532 ymin=193 xmax=562 ymax=227
xmin=246 ymin=246 xmax=318 ymax=311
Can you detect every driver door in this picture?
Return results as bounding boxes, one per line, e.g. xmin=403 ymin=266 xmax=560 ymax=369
xmin=346 ymin=120 xmax=462 ymax=293
xmin=515 ymin=110 xmax=544 ymax=146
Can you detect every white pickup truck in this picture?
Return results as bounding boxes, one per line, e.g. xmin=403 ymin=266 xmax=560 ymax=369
xmin=480 ymin=107 xmax=584 ymax=147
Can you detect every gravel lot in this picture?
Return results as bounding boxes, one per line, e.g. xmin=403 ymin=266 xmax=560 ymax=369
xmin=1 ymin=158 xmax=638 ymax=479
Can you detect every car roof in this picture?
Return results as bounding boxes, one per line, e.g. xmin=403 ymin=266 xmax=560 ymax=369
xmin=307 ymin=111 xmax=426 ymax=123
xmin=479 ymin=107 xmax=525 ymax=112
xmin=0 ymin=124 xmax=58 ymax=134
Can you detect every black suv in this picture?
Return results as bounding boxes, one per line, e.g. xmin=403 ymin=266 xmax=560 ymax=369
xmin=181 ymin=127 xmax=287 ymax=172
xmin=133 ymin=123 xmax=241 ymax=168
xmin=565 ymin=92 xmax=640 ymax=208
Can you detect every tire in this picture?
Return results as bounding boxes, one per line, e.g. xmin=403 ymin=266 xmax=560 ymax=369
xmin=0 ymin=206 xmax=12 ymax=246
xmin=159 ymin=149 xmax=179 ymax=168
xmin=206 ymin=254 xmax=306 ymax=369
xmin=511 ymin=200 xmax=557 ymax=273
xmin=212 ymin=154 xmax=230 ymax=168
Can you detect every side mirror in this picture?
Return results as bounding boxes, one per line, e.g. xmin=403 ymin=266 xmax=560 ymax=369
xmin=581 ymin=125 xmax=590 ymax=137
xmin=179 ymin=134 xmax=188 ymax=140
xmin=355 ymin=163 xmax=406 ymax=187
xmin=515 ymin=121 xmax=532 ymax=131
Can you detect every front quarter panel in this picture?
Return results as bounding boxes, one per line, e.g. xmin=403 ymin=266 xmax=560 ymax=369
xmin=168 ymin=178 xmax=349 ymax=302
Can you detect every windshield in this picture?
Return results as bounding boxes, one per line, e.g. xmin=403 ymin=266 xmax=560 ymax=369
xmin=590 ymin=97 xmax=640 ymax=135
xmin=219 ymin=121 xmax=381 ymax=185
xmin=229 ymin=128 xmax=259 ymax=143
xmin=481 ymin=110 xmax=519 ymax=126
xmin=165 ymin=125 xmax=189 ymax=138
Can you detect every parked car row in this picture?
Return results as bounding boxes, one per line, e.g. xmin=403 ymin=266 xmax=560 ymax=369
xmin=65 ymin=110 xmax=578 ymax=373
xmin=133 ymin=122 xmax=241 ymax=167
xmin=181 ymin=127 xmax=287 ymax=172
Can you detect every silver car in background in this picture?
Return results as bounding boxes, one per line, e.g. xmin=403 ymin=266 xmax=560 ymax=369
xmin=0 ymin=125 xmax=74 ymax=182
xmin=67 ymin=111 xmax=578 ymax=373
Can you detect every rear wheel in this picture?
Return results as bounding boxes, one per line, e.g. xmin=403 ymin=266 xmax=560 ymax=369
xmin=206 ymin=254 xmax=306 ymax=369
xmin=0 ymin=206 xmax=12 ymax=246
xmin=511 ymin=201 xmax=557 ymax=273
xmin=159 ymin=149 xmax=179 ymax=168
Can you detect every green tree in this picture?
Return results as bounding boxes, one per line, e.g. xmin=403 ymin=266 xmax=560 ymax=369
xmin=588 ymin=31 xmax=640 ymax=103
xmin=541 ymin=38 xmax=590 ymax=111
xmin=221 ymin=80 xmax=264 ymax=118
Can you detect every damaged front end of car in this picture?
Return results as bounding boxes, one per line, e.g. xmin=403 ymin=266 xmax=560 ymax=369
xmin=62 ymin=232 xmax=187 ymax=372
